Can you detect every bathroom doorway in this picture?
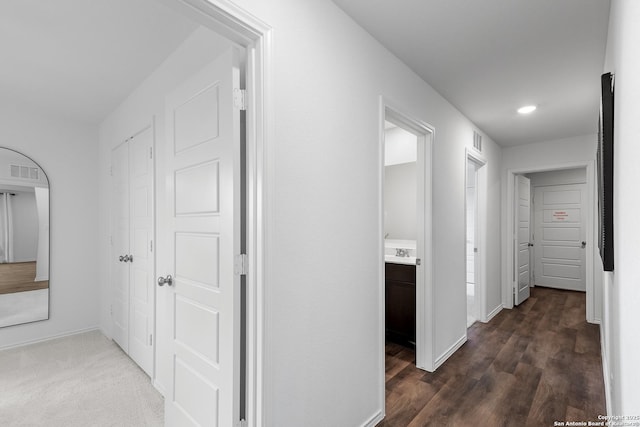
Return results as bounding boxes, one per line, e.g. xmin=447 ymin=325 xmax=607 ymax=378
xmin=465 ymin=149 xmax=486 ymax=327
xmin=466 ymin=158 xmax=478 ymax=326
xmin=384 ymin=121 xmax=418 ymax=347
xmin=379 ymin=99 xmax=435 ymax=387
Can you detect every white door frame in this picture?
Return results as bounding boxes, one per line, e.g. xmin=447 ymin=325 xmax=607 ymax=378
xmin=159 ymin=1 xmax=272 ymax=425
xmin=502 ymin=161 xmax=597 ymax=323
xmin=465 ymin=149 xmax=487 ymax=323
xmin=379 ymin=97 xmax=435 ymax=395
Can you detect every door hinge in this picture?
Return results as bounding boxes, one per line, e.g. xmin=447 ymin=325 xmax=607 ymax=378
xmin=234 ymin=88 xmax=247 ymax=111
xmin=150 ymin=147 xmax=153 ymax=159
xmin=150 ymin=240 xmax=153 ymax=252
xmin=234 ymin=253 xmax=248 ymax=276
xmin=149 ymin=334 xmax=153 ymax=346
xmin=110 ymin=304 xmax=113 ymax=317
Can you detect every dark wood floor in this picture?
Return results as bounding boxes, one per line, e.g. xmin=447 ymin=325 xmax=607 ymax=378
xmin=380 ymin=287 xmax=606 ymax=427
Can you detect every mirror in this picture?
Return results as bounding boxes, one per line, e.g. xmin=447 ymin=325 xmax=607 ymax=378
xmin=0 ymin=148 xmax=49 ymax=328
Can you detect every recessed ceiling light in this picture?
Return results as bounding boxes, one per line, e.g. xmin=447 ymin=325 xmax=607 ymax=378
xmin=517 ymin=105 xmax=537 ymax=114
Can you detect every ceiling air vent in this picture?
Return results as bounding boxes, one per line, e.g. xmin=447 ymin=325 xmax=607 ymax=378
xmin=473 ymin=131 xmax=482 ymax=152
xmin=10 ymin=164 xmax=39 ymax=180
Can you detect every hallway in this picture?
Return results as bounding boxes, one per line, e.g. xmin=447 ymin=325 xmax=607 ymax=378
xmin=381 ymin=287 xmax=606 ymax=426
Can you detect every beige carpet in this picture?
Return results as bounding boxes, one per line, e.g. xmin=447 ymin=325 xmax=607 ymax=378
xmin=0 ymin=330 xmax=163 ymax=426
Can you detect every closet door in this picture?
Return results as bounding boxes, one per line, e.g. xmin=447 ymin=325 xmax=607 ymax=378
xmin=111 ymin=142 xmax=130 ymax=353
xmin=128 ymin=127 xmax=154 ymax=376
xmin=111 ymin=126 xmax=155 ymax=377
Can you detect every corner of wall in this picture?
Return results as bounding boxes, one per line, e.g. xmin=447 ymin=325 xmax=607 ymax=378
xmin=485 ymin=304 xmax=503 ymax=323
xmin=434 ymin=333 xmax=467 ymax=370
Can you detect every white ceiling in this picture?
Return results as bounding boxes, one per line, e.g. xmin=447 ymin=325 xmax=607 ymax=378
xmin=0 ymin=0 xmax=199 ymax=124
xmin=332 ymin=0 xmax=611 ymax=147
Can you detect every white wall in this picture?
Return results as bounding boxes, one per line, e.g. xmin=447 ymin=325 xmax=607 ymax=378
xmin=219 ymin=0 xmax=503 ymax=425
xmin=503 ymin=134 xmax=596 ymax=169
xmin=0 ymin=99 xmax=99 ymax=349
xmin=385 ymin=126 xmax=417 ymax=166
xmin=601 ymin=0 xmax=640 ymax=414
xmin=384 ymin=162 xmax=416 ymax=240
xmin=526 ymin=167 xmax=586 ymax=187
xmin=97 ymin=26 xmax=233 ymax=392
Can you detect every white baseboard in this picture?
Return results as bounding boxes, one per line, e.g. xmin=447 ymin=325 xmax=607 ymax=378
xmin=485 ymin=304 xmax=503 ymax=322
xmin=362 ymin=410 xmax=384 ymax=427
xmin=600 ymin=324 xmax=612 ymax=416
xmin=434 ymin=334 xmax=467 ymax=370
xmin=0 ymin=326 xmax=100 ymax=351
xmin=589 ymin=316 xmax=602 ymax=325
xmin=153 ymin=379 xmax=167 ymax=398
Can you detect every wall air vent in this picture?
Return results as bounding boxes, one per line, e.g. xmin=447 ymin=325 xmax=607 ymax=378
xmin=473 ymin=131 xmax=482 ymax=152
xmin=10 ymin=164 xmax=39 ymax=180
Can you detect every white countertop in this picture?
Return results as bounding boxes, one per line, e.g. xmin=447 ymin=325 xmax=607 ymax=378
xmin=384 ymin=255 xmax=417 ymax=265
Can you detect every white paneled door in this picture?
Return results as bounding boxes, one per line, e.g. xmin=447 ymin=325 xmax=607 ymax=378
xmin=112 ymin=142 xmax=130 ymax=353
xmin=514 ymin=175 xmax=531 ymax=306
xmin=111 ymin=125 xmax=155 ymax=376
xmin=533 ymin=184 xmax=586 ymax=291
xmin=128 ymin=127 xmax=154 ymax=374
xmin=163 ymin=48 xmax=243 ymax=427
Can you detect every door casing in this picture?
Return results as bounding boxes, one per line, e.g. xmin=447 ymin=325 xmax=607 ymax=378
xmin=465 ymin=149 xmax=487 ymax=323
xmin=378 ymin=98 xmax=435 ymax=424
xmin=502 ymin=162 xmax=597 ymax=323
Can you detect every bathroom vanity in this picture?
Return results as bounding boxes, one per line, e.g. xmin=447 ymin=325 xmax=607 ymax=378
xmin=385 ymin=262 xmax=416 ymax=347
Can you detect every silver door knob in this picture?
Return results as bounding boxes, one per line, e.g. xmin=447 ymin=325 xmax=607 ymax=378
xmin=581 ymin=241 xmax=587 ymax=248
xmin=119 ymin=255 xmax=124 ymax=262
xmin=528 ymin=243 xmax=534 ymax=247
xmin=122 ymin=254 xmax=133 ymax=263
xmin=158 ymin=275 xmax=173 ymax=286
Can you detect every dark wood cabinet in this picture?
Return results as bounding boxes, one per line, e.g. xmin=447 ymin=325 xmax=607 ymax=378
xmin=385 ymin=262 xmax=416 ymax=347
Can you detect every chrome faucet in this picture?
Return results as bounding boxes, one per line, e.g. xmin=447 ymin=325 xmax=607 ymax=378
xmin=395 ymin=248 xmax=410 ymax=257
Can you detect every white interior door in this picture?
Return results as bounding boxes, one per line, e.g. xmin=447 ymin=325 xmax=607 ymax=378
xmin=110 ymin=127 xmax=155 ymax=376
xmin=128 ymin=127 xmax=155 ymax=375
xmin=533 ymin=184 xmax=586 ymax=291
xmin=465 ymin=162 xmax=476 ymax=286
xmin=163 ymin=47 xmax=242 ymax=427
xmin=514 ymin=175 xmax=531 ymax=305
xmin=112 ymin=142 xmax=130 ymax=352
xmin=466 ymin=159 xmax=477 ymax=326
